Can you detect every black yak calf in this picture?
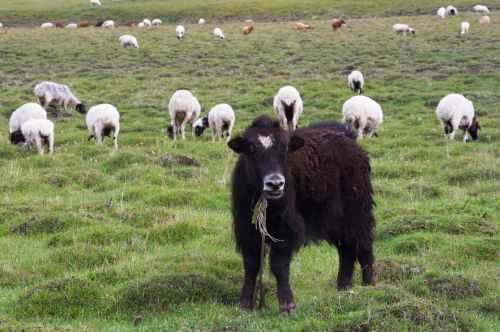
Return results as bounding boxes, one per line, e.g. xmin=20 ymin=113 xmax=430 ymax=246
xmin=228 ymin=116 xmax=375 ymax=314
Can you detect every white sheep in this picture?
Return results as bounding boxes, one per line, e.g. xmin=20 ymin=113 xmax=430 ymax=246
xmin=40 ymin=23 xmax=55 ymax=29
xmin=152 ymin=19 xmax=162 ymax=27
xmin=34 ymin=81 xmax=86 ymax=114
xmin=167 ymin=90 xmax=201 ymax=140
xmin=119 ymin=35 xmax=139 ymax=48
xmin=460 ymin=21 xmax=470 ymax=35
xmin=194 ymin=104 xmax=236 ymax=142
xmin=348 ymin=70 xmax=364 ymax=95
xmin=342 ymin=95 xmax=383 ymax=139
xmin=0 ymin=23 xmax=3 ymax=28
xmin=437 ymin=7 xmax=447 ymax=18
xmin=273 ymin=85 xmax=303 ymax=131
xmin=393 ymin=23 xmax=415 ymax=35
xmin=479 ymin=15 xmax=491 ymax=24
xmin=102 ymin=20 xmax=115 ymax=28
xmin=21 ymin=118 xmax=54 ymax=155
xmin=176 ymin=25 xmax=186 ymax=40
xmin=473 ymin=5 xmax=490 ymax=13
xmin=214 ymin=27 xmax=225 ymax=39
xmin=90 ymin=0 xmax=102 ymax=7
xmin=446 ymin=5 xmax=458 ymax=16
xmin=86 ymin=104 xmax=120 ymax=150
xmin=143 ymin=19 xmax=152 ymax=27
xmin=66 ymin=22 xmax=78 ymax=28
xmin=435 ymin=93 xmax=480 ymax=143
xmin=199 ymin=18 xmax=206 ymax=25
xmin=137 ymin=22 xmax=145 ymax=28
xmin=8 ymin=103 xmax=47 ymax=144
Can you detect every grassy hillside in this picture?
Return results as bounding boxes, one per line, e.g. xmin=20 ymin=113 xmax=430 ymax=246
xmin=0 ymin=0 xmax=494 ymax=26
xmin=0 ymin=5 xmax=499 ymax=332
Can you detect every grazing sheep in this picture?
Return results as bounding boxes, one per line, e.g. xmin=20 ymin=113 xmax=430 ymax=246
xmin=294 ymin=22 xmax=312 ymax=32
xmin=40 ymin=23 xmax=55 ymax=29
xmin=176 ymin=25 xmax=186 ymax=40
xmin=34 ymin=81 xmax=86 ymax=114
xmin=9 ymin=103 xmax=47 ymax=144
xmin=119 ymin=35 xmax=139 ymax=48
xmin=137 ymin=22 xmax=145 ymax=28
xmin=446 ymin=5 xmax=458 ymax=16
xmin=393 ymin=23 xmax=415 ymax=35
xmin=331 ymin=18 xmax=346 ymax=30
xmin=228 ymin=116 xmax=375 ymax=313
xmin=479 ymin=15 xmax=491 ymax=24
xmin=90 ymin=0 xmax=102 ymax=7
xmin=167 ymin=90 xmax=201 ymax=140
xmin=243 ymin=25 xmax=254 ymax=35
xmin=78 ymin=21 xmax=90 ymax=28
xmin=152 ymin=19 xmax=162 ymax=27
xmin=273 ymin=85 xmax=303 ymax=131
xmin=435 ymin=93 xmax=480 ymax=143
xmin=66 ymin=23 xmax=78 ymax=28
xmin=198 ymin=18 xmax=206 ymax=25
xmin=86 ymin=104 xmax=120 ymax=150
xmin=214 ymin=27 xmax=225 ymax=39
xmin=21 ymin=118 xmax=54 ymax=155
xmin=348 ymin=70 xmax=364 ymax=95
xmin=460 ymin=21 xmax=470 ymax=35
xmin=342 ymin=95 xmax=383 ymax=139
xmin=142 ymin=19 xmax=152 ymax=27
xmin=102 ymin=20 xmax=115 ymax=28
xmin=473 ymin=5 xmax=490 ymax=13
xmin=194 ymin=104 xmax=236 ymax=142
xmin=437 ymin=7 xmax=447 ymax=18
xmin=0 ymin=23 xmax=3 ymax=28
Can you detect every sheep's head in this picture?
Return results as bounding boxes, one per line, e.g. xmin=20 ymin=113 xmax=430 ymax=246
xmin=9 ymin=130 xmax=25 ymax=144
xmin=194 ymin=117 xmax=209 ymax=137
xmin=468 ymin=117 xmax=481 ymax=141
xmin=409 ymin=28 xmax=416 ymax=34
xmin=76 ymin=103 xmax=86 ymax=114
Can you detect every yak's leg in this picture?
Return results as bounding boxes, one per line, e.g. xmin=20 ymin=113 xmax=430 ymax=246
xmin=270 ymin=245 xmax=295 ymax=314
xmin=240 ymin=244 xmax=262 ymax=310
xmin=337 ymin=244 xmax=356 ymax=290
xmin=357 ymin=244 xmax=375 ymax=286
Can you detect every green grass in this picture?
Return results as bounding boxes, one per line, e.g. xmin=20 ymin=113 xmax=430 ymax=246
xmin=1 ymin=2 xmax=500 ymax=331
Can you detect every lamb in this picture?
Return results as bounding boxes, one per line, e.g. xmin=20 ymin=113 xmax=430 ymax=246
xmin=40 ymin=23 xmax=55 ymax=29
xmin=199 ymin=18 xmax=206 ymax=25
xmin=228 ymin=116 xmax=375 ymax=313
xmin=86 ymin=104 xmax=120 ymax=150
xmin=331 ymin=18 xmax=346 ymax=30
xmin=194 ymin=103 xmax=235 ymax=142
xmin=348 ymin=70 xmax=364 ymax=95
xmin=102 ymin=20 xmax=115 ymax=28
xmin=119 ymin=35 xmax=139 ymax=48
xmin=214 ymin=27 xmax=225 ymax=39
xmin=479 ymin=15 xmax=491 ymax=24
xmin=176 ymin=25 xmax=186 ymax=40
xmin=34 ymin=81 xmax=86 ymax=114
xmin=90 ymin=0 xmax=102 ymax=7
xmin=473 ymin=5 xmax=490 ymax=13
xmin=8 ymin=103 xmax=47 ymax=144
xmin=437 ymin=7 xmax=447 ymax=18
xmin=342 ymin=95 xmax=383 ymax=139
xmin=66 ymin=23 xmax=78 ymax=29
xmin=152 ymin=19 xmax=162 ymax=27
xmin=446 ymin=5 xmax=458 ymax=16
xmin=273 ymin=85 xmax=303 ymax=131
xmin=460 ymin=21 xmax=470 ymax=35
xmin=393 ymin=23 xmax=415 ymax=35
xmin=21 ymin=119 xmax=54 ymax=155
xmin=167 ymin=89 xmax=201 ymax=140
xmin=435 ymin=93 xmax=480 ymax=143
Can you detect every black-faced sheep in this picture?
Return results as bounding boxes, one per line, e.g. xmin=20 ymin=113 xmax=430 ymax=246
xmin=86 ymin=104 xmax=120 ymax=150
xmin=34 ymin=81 xmax=86 ymax=114
xmin=435 ymin=93 xmax=480 ymax=143
xmin=342 ymin=95 xmax=383 ymax=139
xmin=228 ymin=116 xmax=376 ymax=314
xmin=167 ymin=89 xmax=201 ymax=140
xmin=8 ymin=102 xmax=47 ymax=144
xmin=21 ymin=118 xmax=54 ymax=155
xmin=348 ymin=70 xmax=364 ymax=95
xmin=194 ymin=103 xmax=235 ymax=142
xmin=273 ymin=85 xmax=303 ymax=131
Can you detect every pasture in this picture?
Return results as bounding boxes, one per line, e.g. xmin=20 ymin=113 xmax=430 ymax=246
xmin=0 ymin=1 xmax=499 ymax=331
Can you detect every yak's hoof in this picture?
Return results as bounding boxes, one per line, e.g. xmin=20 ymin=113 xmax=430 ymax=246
xmin=337 ymin=283 xmax=353 ymax=291
xmin=240 ymin=298 xmax=255 ymax=310
xmin=279 ymin=301 xmax=296 ymax=315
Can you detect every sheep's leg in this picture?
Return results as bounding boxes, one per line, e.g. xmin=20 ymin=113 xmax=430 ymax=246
xmin=449 ymin=118 xmax=460 ymax=140
xmin=226 ymin=122 xmax=234 ymax=142
xmin=337 ymin=244 xmax=356 ymax=290
xmin=463 ymin=129 xmax=469 ymax=143
xmin=270 ymin=245 xmax=295 ymax=315
xmin=171 ymin=120 xmax=177 ymax=141
xmin=212 ymin=128 xmax=216 ymax=143
xmin=48 ymin=133 xmax=54 ymax=155
xmin=35 ymin=136 xmax=44 ymax=155
xmin=43 ymin=96 xmax=52 ymax=110
xmin=112 ymin=126 xmax=119 ymax=150
xmin=438 ymin=119 xmax=448 ymax=138
xmin=180 ymin=117 xmax=190 ymax=140
xmin=216 ymin=125 xmax=223 ymax=142
xmin=278 ymin=112 xmax=289 ymax=131
xmin=240 ymin=244 xmax=262 ymax=310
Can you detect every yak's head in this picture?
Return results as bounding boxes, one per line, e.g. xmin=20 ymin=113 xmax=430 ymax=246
xmin=9 ymin=130 xmax=25 ymax=144
xmin=194 ymin=116 xmax=209 ymax=137
xmin=228 ymin=116 xmax=305 ymax=200
xmin=468 ymin=117 xmax=481 ymax=141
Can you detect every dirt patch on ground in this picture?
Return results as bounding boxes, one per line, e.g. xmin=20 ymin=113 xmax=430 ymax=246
xmin=424 ymin=274 xmax=482 ymax=299
xmin=158 ymin=154 xmax=200 ymax=167
xmin=375 ymin=258 xmax=424 ymax=283
xmin=10 ymin=215 xmax=67 ymax=235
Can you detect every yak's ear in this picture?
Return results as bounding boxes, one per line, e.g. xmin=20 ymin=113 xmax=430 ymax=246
xmin=289 ymin=135 xmax=305 ymax=152
xmin=228 ymin=136 xmax=254 ymax=154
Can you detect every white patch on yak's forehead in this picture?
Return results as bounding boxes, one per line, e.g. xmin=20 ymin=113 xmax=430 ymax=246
xmin=258 ymin=135 xmax=274 ymax=149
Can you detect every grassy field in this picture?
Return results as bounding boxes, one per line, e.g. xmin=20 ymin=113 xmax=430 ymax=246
xmin=0 ymin=0 xmax=493 ymax=26
xmin=0 ymin=1 xmax=500 ymax=331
